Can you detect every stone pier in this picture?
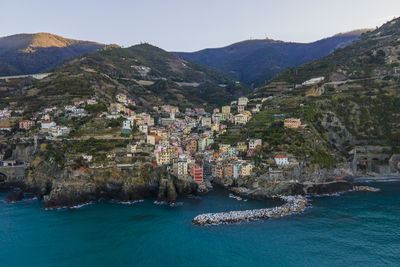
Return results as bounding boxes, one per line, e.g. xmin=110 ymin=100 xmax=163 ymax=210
xmin=193 ymin=195 xmax=308 ymax=226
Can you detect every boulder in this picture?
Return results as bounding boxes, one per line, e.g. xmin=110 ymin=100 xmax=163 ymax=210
xmin=43 ymin=181 xmax=97 ymax=209
xmin=5 ymin=191 xmax=24 ymax=203
xmin=196 ymin=182 xmax=209 ymax=195
xmin=304 ymin=181 xmax=353 ymax=195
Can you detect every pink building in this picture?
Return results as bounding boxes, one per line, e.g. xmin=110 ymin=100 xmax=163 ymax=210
xmin=19 ymin=120 xmax=35 ymax=130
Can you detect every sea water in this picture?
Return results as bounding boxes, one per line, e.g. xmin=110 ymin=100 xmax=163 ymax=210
xmin=1 ymin=182 xmax=400 ymax=266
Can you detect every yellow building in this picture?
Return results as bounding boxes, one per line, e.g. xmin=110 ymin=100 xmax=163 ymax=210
xmin=183 ymin=126 xmax=191 ymax=135
xmin=211 ymin=123 xmax=220 ymax=133
xmin=146 ymin=135 xmax=156 ymax=145
xmin=241 ymin=163 xmax=253 ymax=176
xmin=155 ymin=147 xmax=175 ymax=165
xmin=220 ymin=144 xmax=231 ymax=153
xmin=222 ymin=106 xmax=231 ymax=115
xmin=237 ymin=142 xmax=247 ymax=152
xmin=234 ymin=114 xmax=248 ymax=125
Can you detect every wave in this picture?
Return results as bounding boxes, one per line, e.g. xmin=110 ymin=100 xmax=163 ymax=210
xmin=153 ymin=201 xmax=167 ymax=205
xmin=71 ymin=202 xmax=94 ymax=209
xmin=153 ymin=200 xmax=184 ymax=207
xmin=119 ymin=200 xmax=144 ymax=205
xmin=312 ymin=192 xmax=345 ymax=197
xmin=169 ymin=202 xmax=183 ymax=207
xmin=45 ymin=201 xmax=94 ymax=210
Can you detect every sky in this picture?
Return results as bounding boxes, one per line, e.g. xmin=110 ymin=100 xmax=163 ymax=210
xmin=1 ymin=0 xmax=400 ymax=52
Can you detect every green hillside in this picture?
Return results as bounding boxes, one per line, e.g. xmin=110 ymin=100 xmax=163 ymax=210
xmin=245 ymin=18 xmax=400 ymax=164
xmin=0 ymin=43 xmax=249 ymax=113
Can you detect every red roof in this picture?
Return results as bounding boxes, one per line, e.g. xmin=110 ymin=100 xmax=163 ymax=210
xmin=275 ymin=154 xmax=288 ymax=158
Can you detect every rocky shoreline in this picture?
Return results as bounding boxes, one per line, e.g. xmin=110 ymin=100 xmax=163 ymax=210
xmin=1 ymin=158 xmax=381 ymax=210
xmin=1 ymin=164 xmax=211 ymax=208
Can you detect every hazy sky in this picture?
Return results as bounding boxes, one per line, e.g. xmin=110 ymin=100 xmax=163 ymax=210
xmin=1 ymin=0 xmax=400 ymax=51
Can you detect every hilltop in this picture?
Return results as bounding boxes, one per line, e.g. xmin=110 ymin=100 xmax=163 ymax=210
xmin=0 ymin=33 xmax=107 ymax=76
xmin=174 ymin=30 xmax=369 ymax=87
xmin=0 ymin=43 xmax=249 ymax=113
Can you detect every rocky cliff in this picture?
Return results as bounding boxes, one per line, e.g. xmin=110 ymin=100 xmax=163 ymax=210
xmin=212 ymin=173 xmax=353 ymax=200
xmin=1 ymin=147 xmax=206 ymax=208
xmin=39 ymin=165 xmax=208 ymax=209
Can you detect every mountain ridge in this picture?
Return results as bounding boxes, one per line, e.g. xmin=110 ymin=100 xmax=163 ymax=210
xmin=174 ymin=29 xmax=371 ymax=87
xmin=0 ymin=43 xmax=250 ymax=113
xmin=0 ymin=33 xmax=108 ymax=76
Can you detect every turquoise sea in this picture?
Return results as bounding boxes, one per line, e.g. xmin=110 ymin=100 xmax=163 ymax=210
xmin=1 ymin=182 xmax=400 ymax=266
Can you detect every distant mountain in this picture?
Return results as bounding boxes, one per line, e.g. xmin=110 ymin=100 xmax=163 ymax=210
xmin=174 ymin=30 xmax=371 ymax=87
xmin=0 ymin=33 xmax=107 ymax=76
xmin=0 ymin=43 xmax=249 ymax=113
xmin=260 ymin=21 xmax=400 ymax=86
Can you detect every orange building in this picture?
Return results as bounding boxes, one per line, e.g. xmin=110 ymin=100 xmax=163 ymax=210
xmin=189 ymin=164 xmax=203 ymax=183
xmin=284 ymin=118 xmax=301 ymax=129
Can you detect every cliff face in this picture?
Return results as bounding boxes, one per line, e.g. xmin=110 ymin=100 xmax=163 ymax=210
xmin=40 ymin=166 xmax=204 ymax=209
xmin=3 ymin=154 xmax=202 ymax=208
xmin=0 ymin=144 xmax=209 ymax=208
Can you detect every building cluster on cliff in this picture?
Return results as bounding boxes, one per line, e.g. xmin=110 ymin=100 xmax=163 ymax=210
xmin=0 ymin=91 xmax=307 ymax=184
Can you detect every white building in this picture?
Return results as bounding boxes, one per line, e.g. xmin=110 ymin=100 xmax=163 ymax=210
xmin=64 ymin=105 xmax=77 ymax=112
xmin=116 ymin=93 xmax=127 ymax=104
xmin=249 ymin=139 xmax=262 ymax=149
xmin=127 ymin=144 xmax=137 ymax=153
xmin=234 ymin=114 xmax=248 ymax=125
xmin=238 ymin=97 xmax=249 ymax=106
xmin=41 ymin=121 xmax=56 ymax=130
xmin=274 ymin=154 xmax=290 ymax=166
xmin=173 ymin=154 xmax=191 ymax=176
xmin=202 ymin=117 xmax=212 ymax=128
xmin=49 ymin=126 xmax=71 ymax=137
xmin=146 ymin=134 xmax=156 ymax=145
xmin=302 ymin=77 xmax=325 ymax=86
xmin=139 ymin=125 xmax=148 ymax=134
xmin=123 ymin=118 xmax=134 ymax=130
xmin=82 ymin=154 xmax=93 ymax=162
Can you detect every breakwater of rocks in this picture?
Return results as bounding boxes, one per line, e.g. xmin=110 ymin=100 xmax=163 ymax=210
xmin=353 ymin=186 xmax=380 ymax=192
xmin=193 ymin=195 xmax=308 ymax=226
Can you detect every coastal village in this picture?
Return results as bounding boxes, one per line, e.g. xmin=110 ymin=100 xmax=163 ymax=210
xmin=0 ymin=91 xmax=304 ymax=185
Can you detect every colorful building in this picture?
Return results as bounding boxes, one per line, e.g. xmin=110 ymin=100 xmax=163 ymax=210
xmin=189 ymin=164 xmax=203 ymax=182
xmin=234 ymin=114 xmax=248 ymax=125
xmin=19 ymin=120 xmax=35 ymax=130
xmin=284 ymin=118 xmax=301 ymax=129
